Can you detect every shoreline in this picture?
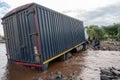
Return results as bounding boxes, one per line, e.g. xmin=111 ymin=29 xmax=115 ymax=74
xmin=0 ymin=40 xmax=5 ymax=43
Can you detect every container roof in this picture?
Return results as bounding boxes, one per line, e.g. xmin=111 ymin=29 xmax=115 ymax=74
xmin=2 ymin=2 xmax=83 ymax=22
xmin=2 ymin=3 xmax=34 ymax=19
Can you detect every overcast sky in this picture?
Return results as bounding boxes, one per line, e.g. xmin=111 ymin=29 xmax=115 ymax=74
xmin=0 ymin=0 xmax=120 ymax=35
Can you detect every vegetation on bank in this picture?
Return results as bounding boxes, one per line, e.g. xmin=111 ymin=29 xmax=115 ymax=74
xmin=0 ymin=34 xmax=4 ymax=40
xmin=86 ymin=23 xmax=120 ymax=41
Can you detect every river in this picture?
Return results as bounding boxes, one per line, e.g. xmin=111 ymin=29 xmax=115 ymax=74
xmin=0 ymin=43 xmax=7 ymax=80
xmin=0 ymin=43 xmax=120 ymax=80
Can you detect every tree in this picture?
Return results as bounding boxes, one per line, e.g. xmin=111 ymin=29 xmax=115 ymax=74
xmin=86 ymin=25 xmax=105 ymax=40
xmin=117 ymin=27 xmax=120 ymax=41
xmin=86 ymin=23 xmax=120 ymax=41
xmin=103 ymin=23 xmax=120 ymax=41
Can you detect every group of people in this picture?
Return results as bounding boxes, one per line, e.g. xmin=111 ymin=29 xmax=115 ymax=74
xmin=87 ymin=36 xmax=100 ymax=49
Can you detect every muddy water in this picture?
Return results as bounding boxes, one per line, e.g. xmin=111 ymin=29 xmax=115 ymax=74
xmin=77 ymin=50 xmax=120 ymax=80
xmin=0 ymin=43 xmax=85 ymax=80
xmin=0 ymin=43 xmax=120 ymax=80
xmin=0 ymin=43 xmax=7 ymax=80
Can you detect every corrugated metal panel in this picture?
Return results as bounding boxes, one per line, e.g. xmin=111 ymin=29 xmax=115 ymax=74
xmin=2 ymin=15 xmax=21 ymax=61
xmin=2 ymin=8 xmax=40 ymax=63
xmin=2 ymin=3 xmax=85 ymax=65
xmin=35 ymin=5 xmax=85 ymax=62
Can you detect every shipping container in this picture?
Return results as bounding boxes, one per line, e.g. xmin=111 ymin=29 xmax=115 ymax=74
xmin=2 ymin=3 xmax=86 ymax=71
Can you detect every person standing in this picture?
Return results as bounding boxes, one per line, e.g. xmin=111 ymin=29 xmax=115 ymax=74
xmin=93 ymin=36 xmax=100 ymax=49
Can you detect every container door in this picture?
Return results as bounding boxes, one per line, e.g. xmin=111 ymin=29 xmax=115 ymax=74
xmin=27 ymin=9 xmax=41 ymax=63
xmin=16 ymin=8 xmax=41 ymax=63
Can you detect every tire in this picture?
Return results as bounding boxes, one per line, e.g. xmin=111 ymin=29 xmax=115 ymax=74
xmin=82 ymin=43 xmax=87 ymax=50
xmin=66 ymin=53 xmax=72 ymax=60
xmin=58 ymin=53 xmax=72 ymax=61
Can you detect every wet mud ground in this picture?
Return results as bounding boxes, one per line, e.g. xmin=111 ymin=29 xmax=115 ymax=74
xmin=0 ymin=42 xmax=120 ymax=80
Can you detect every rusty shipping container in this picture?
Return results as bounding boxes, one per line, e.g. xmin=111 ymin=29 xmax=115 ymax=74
xmin=2 ymin=3 xmax=86 ymax=70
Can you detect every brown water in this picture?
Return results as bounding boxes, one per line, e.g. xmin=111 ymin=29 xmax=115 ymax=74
xmin=0 ymin=43 xmax=85 ymax=80
xmin=0 ymin=43 xmax=7 ymax=80
xmin=0 ymin=43 xmax=120 ymax=80
xmin=77 ymin=50 xmax=120 ymax=80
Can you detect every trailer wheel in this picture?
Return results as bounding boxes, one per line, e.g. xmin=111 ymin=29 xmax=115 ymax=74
xmin=66 ymin=53 xmax=72 ymax=60
xmin=82 ymin=43 xmax=87 ymax=50
xmin=41 ymin=63 xmax=49 ymax=72
xmin=70 ymin=48 xmax=77 ymax=53
xmin=58 ymin=53 xmax=72 ymax=61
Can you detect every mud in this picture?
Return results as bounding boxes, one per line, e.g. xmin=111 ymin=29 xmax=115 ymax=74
xmin=100 ymin=41 xmax=120 ymax=51
xmin=0 ymin=41 xmax=120 ymax=80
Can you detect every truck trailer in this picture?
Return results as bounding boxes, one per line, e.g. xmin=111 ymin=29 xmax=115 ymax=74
xmin=2 ymin=3 xmax=86 ymax=71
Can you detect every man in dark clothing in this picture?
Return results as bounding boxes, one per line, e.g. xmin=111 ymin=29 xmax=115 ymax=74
xmin=94 ymin=37 xmax=100 ymax=49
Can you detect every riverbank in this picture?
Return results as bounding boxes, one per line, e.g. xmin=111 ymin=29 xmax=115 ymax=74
xmin=0 ymin=40 xmax=5 ymax=43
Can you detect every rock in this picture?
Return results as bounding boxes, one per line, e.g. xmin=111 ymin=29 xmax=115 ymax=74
xmin=110 ymin=68 xmax=120 ymax=76
xmin=61 ymin=75 xmax=67 ymax=80
xmin=66 ymin=53 xmax=72 ymax=59
xmin=47 ymin=72 xmax=54 ymax=80
xmin=100 ymin=68 xmax=120 ymax=80
xmin=101 ymin=69 xmax=113 ymax=76
xmin=101 ymin=75 xmax=109 ymax=80
xmin=47 ymin=72 xmax=53 ymax=76
xmin=67 ymin=71 xmax=77 ymax=80
xmin=102 ymin=47 xmax=107 ymax=50
xmin=55 ymin=71 xmax=62 ymax=79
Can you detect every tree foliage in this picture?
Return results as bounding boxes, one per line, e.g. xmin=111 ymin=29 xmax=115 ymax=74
xmin=103 ymin=23 xmax=119 ymax=36
xmin=86 ymin=25 xmax=105 ymax=40
xmin=86 ymin=23 xmax=120 ymax=41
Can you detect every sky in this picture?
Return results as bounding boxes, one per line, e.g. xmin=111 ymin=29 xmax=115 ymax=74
xmin=0 ymin=0 xmax=120 ymax=35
